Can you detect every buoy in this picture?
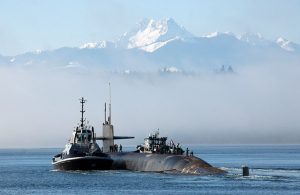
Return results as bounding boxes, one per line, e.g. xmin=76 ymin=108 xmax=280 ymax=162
xmin=242 ymin=166 xmax=249 ymax=176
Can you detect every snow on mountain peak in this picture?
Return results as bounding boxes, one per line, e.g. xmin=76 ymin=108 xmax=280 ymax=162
xmin=34 ymin=49 xmax=43 ymax=54
xmin=277 ymin=37 xmax=286 ymax=43
xmin=238 ymin=32 xmax=268 ymax=46
xmin=276 ymin=37 xmax=294 ymax=51
xmin=203 ymin=32 xmax=219 ymax=38
xmin=117 ymin=18 xmax=194 ymax=52
xmin=160 ymin=66 xmax=182 ymax=73
xmin=203 ymin=31 xmax=237 ymax=39
xmin=127 ymin=18 xmax=169 ymax=48
xmin=80 ymin=41 xmax=109 ymax=49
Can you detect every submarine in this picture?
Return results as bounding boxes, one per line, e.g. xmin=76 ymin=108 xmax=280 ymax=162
xmin=52 ymin=91 xmax=225 ymax=175
xmin=108 ymin=131 xmax=223 ymax=174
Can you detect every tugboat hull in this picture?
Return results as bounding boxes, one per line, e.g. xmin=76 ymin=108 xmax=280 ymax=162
xmin=52 ymin=156 xmax=113 ymax=171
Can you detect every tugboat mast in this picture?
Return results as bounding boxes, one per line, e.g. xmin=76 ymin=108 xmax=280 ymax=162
xmin=80 ymin=97 xmax=86 ymax=127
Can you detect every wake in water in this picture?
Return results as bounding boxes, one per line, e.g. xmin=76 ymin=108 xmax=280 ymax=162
xmin=221 ymin=167 xmax=300 ymax=182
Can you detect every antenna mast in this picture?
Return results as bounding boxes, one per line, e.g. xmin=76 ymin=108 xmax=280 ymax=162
xmin=108 ymin=82 xmax=112 ymax=125
xmin=79 ymin=97 xmax=87 ymax=127
xmin=104 ymin=103 xmax=107 ymax=123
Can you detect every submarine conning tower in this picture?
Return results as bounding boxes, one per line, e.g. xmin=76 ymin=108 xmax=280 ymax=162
xmin=96 ymin=83 xmax=134 ymax=152
xmin=102 ymin=101 xmax=114 ymax=153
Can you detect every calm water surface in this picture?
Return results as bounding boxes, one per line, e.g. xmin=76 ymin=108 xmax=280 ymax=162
xmin=0 ymin=145 xmax=299 ymax=194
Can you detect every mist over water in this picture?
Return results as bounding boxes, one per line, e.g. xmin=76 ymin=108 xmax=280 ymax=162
xmin=1 ymin=62 xmax=300 ymax=148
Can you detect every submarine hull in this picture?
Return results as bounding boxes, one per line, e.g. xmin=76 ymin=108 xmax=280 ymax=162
xmin=52 ymin=156 xmax=113 ymax=171
xmin=109 ymin=152 xmax=225 ymax=175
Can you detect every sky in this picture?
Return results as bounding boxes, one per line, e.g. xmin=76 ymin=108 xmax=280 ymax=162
xmin=0 ymin=0 xmax=300 ymax=55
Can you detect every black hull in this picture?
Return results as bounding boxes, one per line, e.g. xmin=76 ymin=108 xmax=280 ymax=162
xmin=109 ymin=152 xmax=226 ymax=175
xmin=52 ymin=156 xmax=113 ymax=170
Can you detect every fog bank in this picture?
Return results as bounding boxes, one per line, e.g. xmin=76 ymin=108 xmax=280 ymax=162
xmin=1 ymin=63 xmax=300 ymax=148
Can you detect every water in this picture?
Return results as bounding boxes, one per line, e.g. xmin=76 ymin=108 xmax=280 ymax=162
xmin=0 ymin=145 xmax=299 ymax=194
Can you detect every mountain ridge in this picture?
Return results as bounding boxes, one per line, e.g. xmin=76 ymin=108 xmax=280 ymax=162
xmin=1 ymin=18 xmax=299 ymax=72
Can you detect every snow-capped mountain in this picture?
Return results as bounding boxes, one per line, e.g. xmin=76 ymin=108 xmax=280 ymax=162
xmin=1 ymin=18 xmax=300 ymax=73
xmin=117 ymin=18 xmax=194 ymax=52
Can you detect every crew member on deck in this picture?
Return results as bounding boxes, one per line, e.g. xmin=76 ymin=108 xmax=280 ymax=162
xmin=114 ymin=144 xmax=118 ymax=152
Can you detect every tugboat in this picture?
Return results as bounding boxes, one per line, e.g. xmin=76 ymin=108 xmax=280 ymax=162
xmin=52 ymin=97 xmax=113 ymax=170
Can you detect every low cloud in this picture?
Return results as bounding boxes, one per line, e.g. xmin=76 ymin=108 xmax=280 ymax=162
xmin=1 ymin=63 xmax=300 ymax=148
